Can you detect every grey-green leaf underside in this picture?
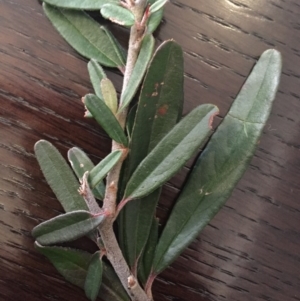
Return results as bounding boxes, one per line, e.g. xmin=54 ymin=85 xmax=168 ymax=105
xmin=43 ymin=3 xmax=125 ymax=68
xmin=35 ymin=140 xmax=89 ymax=212
xmin=42 ymin=0 xmax=118 ymax=10
xmin=32 ymin=210 xmax=105 ymax=245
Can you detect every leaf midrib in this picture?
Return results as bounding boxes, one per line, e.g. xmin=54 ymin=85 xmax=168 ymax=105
xmin=128 ymin=113 xmax=210 ymax=199
xmin=153 ymin=117 xmax=261 ymax=272
xmin=229 ymin=51 xmax=274 ymax=123
xmin=43 ymin=146 xmax=85 ymax=211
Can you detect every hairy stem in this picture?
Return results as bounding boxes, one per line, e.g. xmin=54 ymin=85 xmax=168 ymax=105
xmin=103 ymin=1 xmax=147 ymax=214
xmin=100 ymin=222 xmax=150 ymax=301
xmin=99 ymin=1 xmax=151 ymax=300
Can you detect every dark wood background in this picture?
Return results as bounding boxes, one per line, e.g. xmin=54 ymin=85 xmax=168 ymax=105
xmin=1 ymin=0 xmax=299 ymax=301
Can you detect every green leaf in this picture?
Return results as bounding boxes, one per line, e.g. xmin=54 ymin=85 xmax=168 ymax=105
xmin=125 ymin=104 xmax=137 ymax=138
xmin=119 ymin=35 xmax=155 ymax=112
xmin=138 ymin=217 xmax=159 ymax=285
xmin=118 ymin=40 xmax=184 ymax=270
xmin=43 ymin=3 xmax=125 ymax=68
xmin=35 ymin=243 xmax=92 ymax=288
xmin=123 ymin=104 xmax=219 ymax=200
xmin=42 ymin=0 xmax=118 ymax=10
xmin=89 ymin=150 xmax=122 ymax=188
xmin=131 ymin=40 xmax=184 ymax=153
xmin=147 ymin=0 xmax=164 ymax=34
xmin=147 ymin=8 xmax=164 ymax=34
xmin=68 ymin=147 xmax=105 ymax=200
xmin=150 ymin=0 xmax=168 ymax=13
xmin=35 ymin=140 xmax=88 ymax=212
xmin=35 ymin=244 xmax=130 ymax=301
xmin=119 ymin=190 xmax=160 ymax=270
xmin=101 ymin=4 xmax=135 ymax=27
xmin=101 ymin=26 xmax=127 ymax=67
xmin=120 ymin=40 xmax=184 ymax=186
xmin=87 ymin=59 xmax=107 ymax=100
xmin=101 ymin=78 xmax=118 ymax=114
xmin=85 ymin=252 xmax=103 ymax=301
xmin=84 ymin=94 xmax=128 ymax=146
xmin=32 ymin=210 xmax=105 ymax=245
xmin=152 ymin=49 xmax=282 ymax=275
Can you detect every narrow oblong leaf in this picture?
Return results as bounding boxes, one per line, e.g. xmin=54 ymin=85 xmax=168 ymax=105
xmin=68 ymin=147 xmax=105 ymax=200
xmin=89 ymin=150 xmax=122 ymax=188
xmin=43 ymin=0 xmax=118 ymax=10
xmin=101 ymin=78 xmax=118 ymax=114
xmin=119 ymin=190 xmax=160 ymax=270
xmin=35 ymin=140 xmax=88 ymax=212
xmin=84 ymin=94 xmax=128 ymax=146
xmin=150 ymin=0 xmax=168 ymax=13
xmin=129 ymin=40 xmax=184 ymax=154
xmin=32 ymin=210 xmax=105 ymax=245
xmin=35 ymin=243 xmax=92 ymax=288
xmin=123 ymin=104 xmax=219 ymax=200
xmin=101 ymin=4 xmax=135 ymax=27
xmin=85 ymin=252 xmax=103 ymax=301
xmin=35 ymin=244 xmax=130 ymax=301
xmin=87 ymin=59 xmax=107 ymax=100
xmin=147 ymin=0 xmax=164 ymax=34
xmin=125 ymin=104 xmax=137 ymax=138
xmin=152 ymin=49 xmax=282 ymax=275
xmin=119 ymin=35 xmax=155 ymax=112
xmin=118 ymin=40 xmax=184 ymax=270
xmin=43 ymin=3 xmax=125 ymax=68
xmin=147 ymin=8 xmax=164 ymax=34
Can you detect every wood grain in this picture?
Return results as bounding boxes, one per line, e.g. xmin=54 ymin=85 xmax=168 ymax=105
xmin=1 ymin=0 xmax=299 ymax=301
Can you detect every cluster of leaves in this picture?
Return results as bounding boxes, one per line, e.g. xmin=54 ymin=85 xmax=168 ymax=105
xmin=32 ymin=1 xmax=282 ymax=301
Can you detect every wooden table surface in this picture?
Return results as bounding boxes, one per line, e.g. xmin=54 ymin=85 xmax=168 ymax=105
xmin=1 ymin=1 xmax=300 ymax=301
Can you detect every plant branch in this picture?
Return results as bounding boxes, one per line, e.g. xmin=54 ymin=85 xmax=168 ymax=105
xmin=100 ymin=222 xmax=150 ymax=301
xmin=102 ymin=0 xmax=148 ymax=215
xmin=99 ymin=1 xmax=151 ymax=300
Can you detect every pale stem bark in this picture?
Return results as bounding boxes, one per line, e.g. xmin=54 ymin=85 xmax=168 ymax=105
xmin=101 ymin=222 xmax=150 ymax=301
xmin=99 ymin=1 xmax=151 ymax=301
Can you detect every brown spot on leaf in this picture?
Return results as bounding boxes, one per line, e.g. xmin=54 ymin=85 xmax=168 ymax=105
xmin=157 ymin=104 xmax=169 ymax=116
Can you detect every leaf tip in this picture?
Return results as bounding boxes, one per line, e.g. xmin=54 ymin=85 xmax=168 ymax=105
xmin=262 ymin=48 xmax=281 ymax=59
xmin=260 ymin=49 xmax=282 ymax=72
